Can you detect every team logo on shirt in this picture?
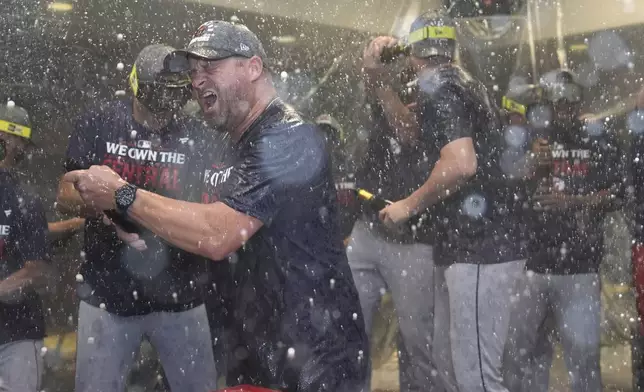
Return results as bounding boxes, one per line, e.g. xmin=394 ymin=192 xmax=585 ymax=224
xmin=137 ymin=140 xmax=152 ymax=149
xmin=0 ymin=222 xmax=9 ymax=258
xmin=201 ymin=164 xmax=234 ymax=203
xmin=551 ymin=142 xmax=590 ymax=177
xmin=102 ymin=141 xmax=189 ymax=192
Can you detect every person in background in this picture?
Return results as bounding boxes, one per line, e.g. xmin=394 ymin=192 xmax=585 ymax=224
xmin=504 ymin=69 xmax=624 ymax=392
xmin=0 ymin=103 xmax=55 ymax=392
xmin=56 ymin=44 xmax=218 ymax=392
xmin=315 ymin=114 xmax=361 ymax=245
xmin=349 ymin=19 xmax=440 ymax=391
xmin=377 ymin=10 xmax=526 ymax=392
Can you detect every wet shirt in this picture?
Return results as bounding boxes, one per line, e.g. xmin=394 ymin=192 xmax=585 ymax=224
xmin=199 ymin=99 xmax=368 ymax=391
xmin=631 ymin=127 xmax=644 ymax=245
xmin=64 ymin=100 xmax=209 ymax=316
xmin=0 ymin=169 xmax=50 ymax=345
xmin=417 ymin=64 xmax=525 ymax=265
xmin=355 ymin=98 xmax=437 ymax=244
xmin=526 ymin=120 xmax=624 ymax=274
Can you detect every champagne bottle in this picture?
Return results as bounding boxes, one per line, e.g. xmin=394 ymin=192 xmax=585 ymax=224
xmin=380 ymin=45 xmax=411 ymax=63
xmin=355 ymin=188 xmax=431 ymax=237
xmin=355 ymin=188 xmax=392 ymax=211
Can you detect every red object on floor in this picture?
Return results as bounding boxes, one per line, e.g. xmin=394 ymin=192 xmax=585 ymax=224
xmin=633 ymin=243 xmax=644 ymax=334
xmin=214 ymin=386 xmax=281 ymax=392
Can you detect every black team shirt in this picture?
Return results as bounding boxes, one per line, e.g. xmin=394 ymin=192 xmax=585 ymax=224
xmin=64 ymin=100 xmax=209 ymax=316
xmin=196 ymin=99 xmax=368 ymax=392
xmin=0 ymin=169 xmax=50 ymax=345
xmin=417 ymin=64 xmax=525 ymax=265
xmin=526 ymin=120 xmax=624 ymax=275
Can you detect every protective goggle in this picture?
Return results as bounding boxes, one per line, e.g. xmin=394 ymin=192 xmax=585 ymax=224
xmin=382 ymin=25 xmax=457 ymax=62
xmin=0 ymin=119 xmax=31 ymax=140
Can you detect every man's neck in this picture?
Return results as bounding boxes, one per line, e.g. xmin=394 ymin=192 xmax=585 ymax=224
xmin=132 ymin=100 xmax=172 ymax=131
xmin=230 ymin=90 xmax=278 ymax=142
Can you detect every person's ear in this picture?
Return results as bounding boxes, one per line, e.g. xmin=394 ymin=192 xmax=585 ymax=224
xmin=247 ymin=56 xmax=264 ymax=82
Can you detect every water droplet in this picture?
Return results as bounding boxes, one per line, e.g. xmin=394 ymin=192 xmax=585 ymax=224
xmin=287 ymin=347 xmax=295 ymax=359
xmin=99 ymin=303 xmax=106 ymax=310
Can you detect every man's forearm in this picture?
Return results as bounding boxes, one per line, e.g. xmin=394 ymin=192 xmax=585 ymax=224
xmin=405 ymin=158 xmax=474 ymax=214
xmin=0 ymin=261 xmax=54 ymax=304
xmin=126 ymin=190 xmax=244 ymax=261
xmin=374 ymin=86 xmax=419 ymax=145
xmin=48 ymin=218 xmax=85 ymax=242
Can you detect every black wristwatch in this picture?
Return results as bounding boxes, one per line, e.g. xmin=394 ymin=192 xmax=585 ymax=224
xmin=115 ymin=183 xmax=138 ymax=215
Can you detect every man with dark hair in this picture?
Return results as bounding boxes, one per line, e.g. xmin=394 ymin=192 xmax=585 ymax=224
xmin=56 ymin=44 xmax=217 ymax=392
xmin=64 ymin=20 xmax=368 ymax=392
xmin=375 ymin=10 xmax=526 ymax=392
xmin=0 ymin=103 xmax=54 ymax=392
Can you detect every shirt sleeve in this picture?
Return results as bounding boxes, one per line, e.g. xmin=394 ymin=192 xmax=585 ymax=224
xmin=12 ymin=194 xmax=50 ymax=264
xmin=221 ymin=124 xmax=328 ymax=226
xmin=64 ymin=111 xmax=98 ymax=172
xmin=419 ymin=84 xmax=475 ymax=150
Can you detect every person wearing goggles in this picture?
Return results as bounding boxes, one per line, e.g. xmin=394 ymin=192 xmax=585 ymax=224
xmin=56 ymin=44 xmax=218 ymax=392
xmin=0 ymin=103 xmax=55 ymax=392
xmin=503 ymin=69 xmax=624 ymax=392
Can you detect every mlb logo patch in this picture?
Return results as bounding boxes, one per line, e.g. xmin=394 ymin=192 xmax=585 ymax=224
xmin=137 ymin=140 xmax=152 ymax=149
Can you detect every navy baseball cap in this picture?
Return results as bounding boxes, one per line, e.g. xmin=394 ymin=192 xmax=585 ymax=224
xmin=165 ymin=20 xmax=269 ymax=73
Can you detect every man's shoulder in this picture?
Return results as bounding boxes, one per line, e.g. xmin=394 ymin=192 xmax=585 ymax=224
xmin=251 ymin=102 xmax=323 ymax=147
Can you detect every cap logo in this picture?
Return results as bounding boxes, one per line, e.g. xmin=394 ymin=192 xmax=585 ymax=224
xmin=240 ymin=43 xmax=250 ymax=51
xmin=189 ymin=35 xmax=212 ymax=45
xmin=194 ymin=24 xmax=208 ymax=38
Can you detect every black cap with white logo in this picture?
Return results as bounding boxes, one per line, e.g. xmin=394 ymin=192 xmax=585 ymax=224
xmin=165 ymin=20 xmax=269 ymax=72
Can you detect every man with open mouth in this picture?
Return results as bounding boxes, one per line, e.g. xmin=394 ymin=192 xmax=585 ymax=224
xmin=64 ymin=20 xmax=369 ymax=392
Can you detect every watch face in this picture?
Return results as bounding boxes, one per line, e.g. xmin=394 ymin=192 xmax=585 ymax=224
xmin=117 ymin=185 xmax=136 ymax=211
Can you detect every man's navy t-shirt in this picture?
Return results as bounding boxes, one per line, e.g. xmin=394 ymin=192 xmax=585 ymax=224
xmin=64 ymin=100 xmax=210 ymax=316
xmin=0 ymin=169 xmax=50 ymax=345
xmin=416 ymin=65 xmax=525 ymax=265
xmin=199 ymin=99 xmax=368 ymax=391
